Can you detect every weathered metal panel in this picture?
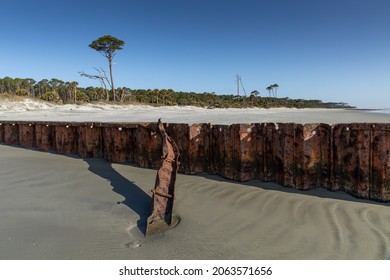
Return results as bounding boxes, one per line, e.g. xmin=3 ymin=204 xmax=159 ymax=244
xmin=274 ymin=123 xmax=295 ymax=187
xmin=370 ymin=124 xmax=390 ymax=201
xmin=253 ymin=123 xmax=274 ymax=181
xmin=2 ymin=119 xmax=390 ymax=202
xmin=234 ymin=123 xmax=256 ymax=181
xmin=55 ymin=125 xmax=78 ymax=155
xmin=102 ymin=126 xmax=133 ymax=163
xmin=223 ymin=125 xmax=236 ymax=180
xmin=35 ymin=123 xmax=56 ymax=151
xmin=210 ymin=125 xmax=225 ymax=176
xmin=0 ymin=122 xmax=5 ymax=143
xmin=19 ymin=123 xmax=36 ymax=149
xmin=133 ymin=124 xmax=161 ymax=168
xmin=333 ymin=124 xmax=371 ymax=198
xmin=4 ymin=123 xmax=19 ymax=146
xmin=258 ymin=123 xmax=277 ymax=181
xmin=77 ymin=125 xmax=103 ymax=158
xmin=253 ymin=123 xmax=265 ymax=180
xmin=295 ymin=124 xmax=332 ymax=190
xmin=188 ymin=123 xmax=211 ymax=174
xmin=210 ymin=124 xmax=236 ymax=180
xmin=166 ymin=123 xmax=190 ymax=174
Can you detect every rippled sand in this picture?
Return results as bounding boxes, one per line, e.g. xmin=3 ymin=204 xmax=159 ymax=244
xmin=1 ymin=145 xmax=389 ymax=259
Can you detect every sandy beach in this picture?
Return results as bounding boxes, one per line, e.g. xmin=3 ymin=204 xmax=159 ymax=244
xmin=0 ymin=145 xmax=390 ymax=260
xmin=1 ymin=98 xmax=390 ymax=124
xmin=1 ymin=99 xmax=390 ymax=260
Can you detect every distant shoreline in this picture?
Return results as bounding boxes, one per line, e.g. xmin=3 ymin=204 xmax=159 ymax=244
xmin=1 ymin=98 xmax=390 ymax=124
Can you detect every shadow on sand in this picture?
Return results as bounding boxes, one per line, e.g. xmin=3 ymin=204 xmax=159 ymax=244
xmin=196 ymin=172 xmax=390 ymax=207
xmin=83 ymin=158 xmax=151 ymax=234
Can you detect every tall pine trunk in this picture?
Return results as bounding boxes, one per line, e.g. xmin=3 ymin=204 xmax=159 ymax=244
xmin=109 ymin=56 xmax=115 ymax=102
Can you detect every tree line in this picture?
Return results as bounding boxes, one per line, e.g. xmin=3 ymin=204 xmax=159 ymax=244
xmin=0 ymin=35 xmax=353 ymax=109
xmin=0 ymin=76 xmax=353 ymax=109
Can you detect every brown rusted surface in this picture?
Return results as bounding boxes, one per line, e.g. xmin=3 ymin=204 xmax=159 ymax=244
xmin=262 ymin=123 xmax=278 ymax=181
xmin=102 ymin=126 xmax=134 ymax=163
xmin=146 ymin=119 xmax=180 ymax=236
xmin=210 ymin=125 xmax=225 ymax=176
xmin=370 ymin=124 xmax=390 ymax=201
xmin=274 ymin=123 xmax=295 ymax=187
xmin=101 ymin=126 xmax=131 ymax=163
xmin=133 ymin=124 xmax=161 ymax=168
xmin=35 ymin=123 xmax=56 ymax=151
xmin=210 ymin=125 xmax=236 ymax=180
xmin=0 ymin=123 xmax=5 ymax=143
xmin=55 ymin=124 xmax=78 ymax=155
xmin=252 ymin=123 xmax=266 ymax=181
xmin=19 ymin=123 xmax=36 ymax=149
xmin=77 ymin=125 xmax=103 ymax=158
xmin=188 ymin=123 xmax=211 ymax=174
xmin=333 ymin=124 xmax=371 ymax=198
xmin=166 ymin=123 xmax=190 ymax=174
xmin=224 ymin=125 xmax=236 ymax=180
xmin=233 ymin=124 xmax=256 ymax=181
xmin=4 ymin=123 xmax=19 ymax=146
xmin=295 ymin=124 xmax=332 ymax=190
xmin=2 ymin=120 xmax=390 ymax=202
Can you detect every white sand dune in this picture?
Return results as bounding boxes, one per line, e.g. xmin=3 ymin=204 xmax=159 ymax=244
xmin=1 ymin=98 xmax=390 ymax=124
xmin=1 ymin=145 xmax=389 ymax=260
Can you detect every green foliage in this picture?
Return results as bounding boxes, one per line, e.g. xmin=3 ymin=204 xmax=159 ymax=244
xmin=15 ymin=88 xmax=29 ymax=96
xmin=39 ymin=91 xmax=63 ymax=104
xmin=89 ymin=35 xmax=125 ymax=60
xmin=0 ymin=76 xmax=354 ymax=109
xmin=88 ymin=35 xmax=125 ymax=102
xmin=75 ymin=90 xmax=90 ymax=102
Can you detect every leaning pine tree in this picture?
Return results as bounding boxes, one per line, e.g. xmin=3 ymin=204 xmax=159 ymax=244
xmin=89 ymin=35 xmax=125 ymax=102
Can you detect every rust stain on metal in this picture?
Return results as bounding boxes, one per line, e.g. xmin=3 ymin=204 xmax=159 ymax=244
xmin=295 ymin=123 xmax=332 ymax=190
xmin=146 ymin=119 xmax=180 ymax=236
xmin=0 ymin=123 xmax=4 ymax=143
xmin=333 ymin=124 xmax=371 ymax=198
xmin=370 ymin=124 xmax=390 ymax=201
xmin=102 ymin=126 xmax=133 ymax=163
xmin=235 ymin=124 xmax=256 ymax=181
xmin=188 ymin=123 xmax=211 ymax=174
xmin=19 ymin=123 xmax=36 ymax=149
xmin=2 ymin=119 xmax=390 ymax=202
xmin=55 ymin=125 xmax=78 ymax=155
xmin=35 ymin=123 xmax=55 ymax=151
xmin=4 ymin=123 xmax=19 ymax=146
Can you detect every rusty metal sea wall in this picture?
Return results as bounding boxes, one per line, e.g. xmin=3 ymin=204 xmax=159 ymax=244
xmin=1 ymin=120 xmax=390 ymax=202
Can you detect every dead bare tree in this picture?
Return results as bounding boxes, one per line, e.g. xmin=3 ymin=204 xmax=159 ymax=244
xmin=89 ymin=35 xmax=125 ymax=102
xmin=79 ymin=67 xmax=111 ymax=101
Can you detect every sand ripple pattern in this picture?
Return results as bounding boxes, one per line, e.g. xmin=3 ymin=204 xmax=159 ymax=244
xmin=170 ymin=177 xmax=390 ymax=259
xmin=1 ymin=145 xmax=390 ymax=259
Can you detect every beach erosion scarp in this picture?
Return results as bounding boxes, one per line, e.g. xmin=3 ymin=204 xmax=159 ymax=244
xmin=0 ymin=120 xmax=390 ymax=202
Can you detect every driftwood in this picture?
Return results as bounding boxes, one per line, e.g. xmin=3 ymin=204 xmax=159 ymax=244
xmin=145 ymin=119 xmax=180 ymax=236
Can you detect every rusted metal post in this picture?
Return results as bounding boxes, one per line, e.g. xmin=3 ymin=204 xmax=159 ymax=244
xmin=4 ymin=122 xmax=20 ymax=146
xmin=0 ymin=122 xmax=4 ymax=143
xmin=146 ymin=119 xmax=180 ymax=236
xmin=18 ymin=123 xmax=36 ymax=149
xmin=55 ymin=124 xmax=78 ymax=155
xmin=35 ymin=123 xmax=56 ymax=151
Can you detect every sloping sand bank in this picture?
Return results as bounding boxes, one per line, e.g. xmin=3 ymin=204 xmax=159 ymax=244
xmin=1 ymin=98 xmax=390 ymax=124
xmin=1 ymin=145 xmax=389 ymax=260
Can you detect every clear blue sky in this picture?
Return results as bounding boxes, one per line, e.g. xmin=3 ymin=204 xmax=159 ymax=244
xmin=1 ymin=0 xmax=389 ymax=108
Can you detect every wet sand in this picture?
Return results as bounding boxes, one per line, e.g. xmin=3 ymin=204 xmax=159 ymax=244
xmin=1 ymin=145 xmax=389 ymax=260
